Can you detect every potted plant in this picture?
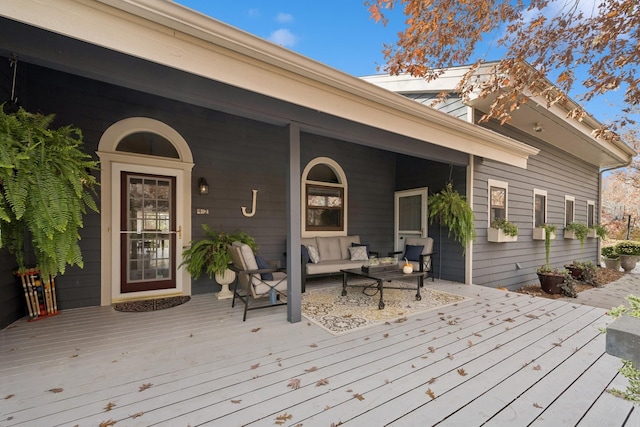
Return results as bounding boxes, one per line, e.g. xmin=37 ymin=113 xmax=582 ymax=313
xmin=602 ymin=245 xmax=621 ymax=271
xmin=487 ymin=218 xmax=518 ymax=242
xmin=180 ymin=225 xmax=257 ymax=298
xmin=564 ymin=222 xmax=589 ymax=246
xmin=564 ymin=260 xmax=597 ymax=284
xmin=588 ymin=224 xmax=607 ymax=239
xmin=533 ymin=223 xmax=556 ymax=241
xmin=537 ymin=223 xmax=565 ymax=294
xmin=428 ymin=183 xmax=476 ymax=253
xmin=0 ymin=106 xmax=99 ymax=318
xmin=615 ymin=240 xmax=640 ymax=272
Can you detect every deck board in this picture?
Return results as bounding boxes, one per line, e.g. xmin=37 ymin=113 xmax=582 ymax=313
xmin=1 ymin=280 xmax=636 ymax=427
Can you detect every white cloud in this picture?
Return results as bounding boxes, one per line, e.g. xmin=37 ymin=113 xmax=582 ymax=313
xmin=268 ymin=28 xmax=297 ymax=47
xmin=276 ymin=12 xmax=293 ymax=24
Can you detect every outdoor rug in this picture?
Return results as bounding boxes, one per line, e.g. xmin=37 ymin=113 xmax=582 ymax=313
xmin=112 ymin=296 xmax=191 ymax=312
xmin=301 ymin=281 xmax=468 ymax=335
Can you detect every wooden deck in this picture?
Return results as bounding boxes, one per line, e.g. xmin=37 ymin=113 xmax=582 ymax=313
xmin=1 ymin=279 xmax=637 ymax=426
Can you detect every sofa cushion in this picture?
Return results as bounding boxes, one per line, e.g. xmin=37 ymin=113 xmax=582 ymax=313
xmin=339 ymin=235 xmax=361 ymax=259
xmin=306 ymin=259 xmax=365 ymax=275
xmin=317 ymin=237 xmax=343 ymax=261
xmin=351 ymin=242 xmax=370 ymax=258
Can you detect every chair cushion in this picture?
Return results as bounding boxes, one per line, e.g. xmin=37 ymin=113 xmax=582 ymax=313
xmin=317 ymin=237 xmax=342 ymax=261
xmin=255 ymin=255 xmax=274 ymax=280
xmin=349 ymin=245 xmax=368 ymax=261
xmin=403 ymin=244 xmax=424 ymax=262
xmin=307 ymin=245 xmax=320 ymax=263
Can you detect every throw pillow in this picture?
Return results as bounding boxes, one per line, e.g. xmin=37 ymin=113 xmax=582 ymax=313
xmin=254 ymin=255 xmax=274 ymax=280
xmin=403 ymin=244 xmax=424 ymax=262
xmin=307 ymin=245 xmax=321 ymax=264
xmin=349 ymin=245 xmax=368 ymax=261
xmin=351 ymin=242 xmax=370 ymax=258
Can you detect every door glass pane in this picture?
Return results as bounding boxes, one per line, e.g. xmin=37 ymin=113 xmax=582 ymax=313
xmin=399 ymin=195 xmax=422 ymax=232
xmin=126 ymin=175 xmax=173 ymax=283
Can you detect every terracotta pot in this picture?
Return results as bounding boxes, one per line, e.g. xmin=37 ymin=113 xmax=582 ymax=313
xmin=538 ymin=273 xmax=565 ymax=295
xmin=620 ymin=255 xmax=638 ymax=272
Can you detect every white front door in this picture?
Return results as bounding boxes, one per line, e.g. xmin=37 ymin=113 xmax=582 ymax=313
xmin=394 ymin=188 xmax=428 ymax=252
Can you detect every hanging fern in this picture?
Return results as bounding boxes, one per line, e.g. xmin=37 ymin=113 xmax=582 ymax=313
xmin=0 ymin=105 xmax=99 ymax=277
xmin=428 ymin=183 xmax=476 ymax=253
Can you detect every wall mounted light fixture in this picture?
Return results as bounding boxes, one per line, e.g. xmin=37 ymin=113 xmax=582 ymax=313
xmin=533 ymin=123 xmax=543 ymax=133
xmin=198 ymin=177 xmax=209 ymax=196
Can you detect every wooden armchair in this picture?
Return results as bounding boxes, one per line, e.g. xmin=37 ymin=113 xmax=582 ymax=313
xmin=228 ymin=242 xmax=287 ymax=321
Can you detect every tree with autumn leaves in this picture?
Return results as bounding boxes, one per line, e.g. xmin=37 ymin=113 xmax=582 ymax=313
xmin=366 ymin=0 xmax=638 ymax=137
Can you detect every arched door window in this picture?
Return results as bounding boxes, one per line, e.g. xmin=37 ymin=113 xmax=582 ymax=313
xmin=302 ymin=157 xmax=348 ymax=236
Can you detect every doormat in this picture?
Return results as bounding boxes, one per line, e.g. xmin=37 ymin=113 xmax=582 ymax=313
xmin=112 ymin=296 xmax=191 ymax=312
xmin=302 ymin=282 xmax=468 ymax=335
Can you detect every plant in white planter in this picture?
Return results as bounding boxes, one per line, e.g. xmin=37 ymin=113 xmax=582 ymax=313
xmin=589 ymin=224 xmax=607 ymax=239
xmin=533 ymin=223 xmax=556 ymax=241
xmin=602 ymin=246 xmax=621 ymax=271
xmin=564 ymin=222 xmax=589 ymax=246
xmin=487 ymin=218 xmax=518 ymax=242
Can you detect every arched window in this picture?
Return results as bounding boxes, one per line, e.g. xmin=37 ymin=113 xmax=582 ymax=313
xmin=302 ymin=157 xmax=348 ymax=236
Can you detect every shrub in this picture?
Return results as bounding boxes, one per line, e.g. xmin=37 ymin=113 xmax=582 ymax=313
xmin=615 ymin=240 xmax=640 ymax=256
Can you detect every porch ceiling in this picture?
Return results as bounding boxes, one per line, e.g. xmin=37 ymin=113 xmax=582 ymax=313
xmin=0 ymin=0 xmax=538 ymax=169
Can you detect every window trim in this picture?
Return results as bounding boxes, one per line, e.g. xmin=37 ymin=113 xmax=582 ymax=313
xmin=301 ymin=157 xmax=348 ymax=237
xmin=564 ymin=195 xmax=576 ymax=227
xmin=533 ymin=189 xmax=548 ymax=228
xmin=487 ymin=179 xmax=509 ymax=227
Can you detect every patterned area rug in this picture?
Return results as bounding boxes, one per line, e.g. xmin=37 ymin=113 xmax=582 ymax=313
xmin=302 ymin=282 xmax=468 ymax=335
xmin=112 ymin=296 xmax=191 ymax=312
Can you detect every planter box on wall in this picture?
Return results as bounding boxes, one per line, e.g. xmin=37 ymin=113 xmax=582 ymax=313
xmin=487 ymin=228 xmax=517 ymax=243
xmin=587 ymin=229 xmax=597 ymax=238
xmin=532 ymin=228 xmax=556 ymax=241
xmin=564 ymin=230 xmax=576 ymax=239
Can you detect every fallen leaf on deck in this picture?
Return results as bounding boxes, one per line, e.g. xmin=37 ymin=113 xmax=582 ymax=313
xmin=474 ymin=332 xmax=482 ymax=337
xmin=533 ymin=365 xmax=542 ymax=371
xmin=304 ymin=366 xmax=318 ymax=373
xmin=533 ymin=403 xmax=543 ymax=409
xmin=104 ymin=402 xmax=116 ymax=412
xmin=428 ymin=346 xmax=435 ymax=353
xmin=447 ymin=353 xmax=454 ymax=360
xmin=504 ymin=318 xmax=515 ymax=322
xmin=383 ymin=333 xmax=389 ymax=338
xmin=274 ymin=412 xmax=293 ymax=425
xmin=251 ymin=328 xmax=261 ymax=333
xmin=251 ymin=363 xmax=260 ymax=370
xmin=288 ymin=378 xmax=301 ymax=390
xmin=98 ymin=420 xmax=116 ymax=427
xmin=48 ymin=388 xmax=64 ymax=394
xmin=139 ymin=383 xmax=153 ymax=392
xmin=70 ymin=354 xmax=78 ymax=358
xmin=353 ymin=393 xmax=365 ymax=401
xmin=395 ymin=317 xmax=407 ymax=323
xmin=4 ymin=394 xmax=14 ymax=399
xmin=310 ymin=343 xmax=318 ymax=348
xmin=467 ymin=340 xmax=474 ymax=347
xmin=316 ymin=378 xmax=329 ymax=387
xmin=426 ymin=388 xmax=436 ymax=399
xmin=130 ymin=412 xmax=144 ymax=419
xmin=428 ymin=377 xmax=437 ymax=384
xmin=231 ymin=399 xmax=242 ymax=404
xmin=457 ymin=368 xmax=467 ymax=376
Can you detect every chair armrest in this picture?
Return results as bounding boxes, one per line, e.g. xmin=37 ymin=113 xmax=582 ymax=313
xmin=388 ymin=250 xmax=403 ymax=257
xmin=369 ymin=250 xmax=379 ymax=258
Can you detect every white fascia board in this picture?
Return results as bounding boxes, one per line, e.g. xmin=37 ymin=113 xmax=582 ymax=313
xmin=3 ymin=0 xmax=538 ymax=168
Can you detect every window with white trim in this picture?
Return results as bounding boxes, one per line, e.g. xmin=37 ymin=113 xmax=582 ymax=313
xmin=533 ymin=189 xmax=547 ymax=227
xmin=302 ymin=157 xmax=347 ymax=235
xmin=565 ymin=195 xmax=575 ymax=226
xmin=488 ymin=179 xmax=508 ymax=225
xmin=587 ymin=200 xmax=595 ymax=227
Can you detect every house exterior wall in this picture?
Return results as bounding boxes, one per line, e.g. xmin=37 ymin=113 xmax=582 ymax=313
xmin=472 ymin=120 xmax=600 ymax=290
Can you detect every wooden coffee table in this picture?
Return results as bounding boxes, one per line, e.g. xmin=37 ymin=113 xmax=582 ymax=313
xmin=340 ymin=267 xmax=425 ymax=309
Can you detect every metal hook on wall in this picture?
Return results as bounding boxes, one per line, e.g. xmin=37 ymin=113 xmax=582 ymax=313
xmin=241 ymin=189 xmax=258 ymax=217
xmin=9 ymin=53 xmax=18 ymax=104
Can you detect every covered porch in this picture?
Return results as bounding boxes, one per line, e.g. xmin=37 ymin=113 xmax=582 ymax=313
xmin=1 ymin=278 xmax=635 ymax=426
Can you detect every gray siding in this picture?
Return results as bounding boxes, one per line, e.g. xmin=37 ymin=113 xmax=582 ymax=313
xmin=472 ymin=120 xmax=600 ymax=290
xmin=404 ymin=93 xmax=468 ymax=121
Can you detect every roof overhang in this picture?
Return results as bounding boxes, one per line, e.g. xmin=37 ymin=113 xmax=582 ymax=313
xmin=1 ymin=0 xmax=538 ymax=168
xmin=363 ymin=64 xmax=635 ymax=169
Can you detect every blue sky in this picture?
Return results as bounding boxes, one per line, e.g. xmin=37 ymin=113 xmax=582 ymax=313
xmin=174 ymin=1 xmax=627 ymax=127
